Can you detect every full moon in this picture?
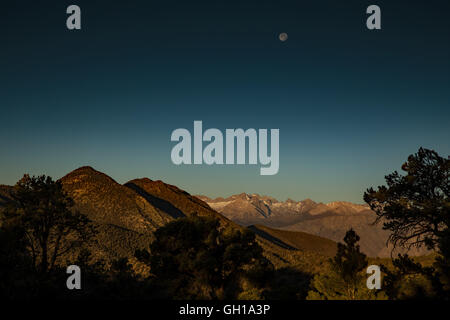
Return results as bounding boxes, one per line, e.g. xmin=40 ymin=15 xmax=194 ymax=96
xmin=278 ymin=32 xmax=288 ymax=42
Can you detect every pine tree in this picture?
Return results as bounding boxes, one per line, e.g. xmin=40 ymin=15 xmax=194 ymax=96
xmin=365 ymin=148 xmax=449 ymax=299
xmin=307 ymin=229 xmax=387 ymax=300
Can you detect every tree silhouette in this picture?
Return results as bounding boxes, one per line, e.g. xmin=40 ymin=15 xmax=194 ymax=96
xmin=364 ymin=148 xmax=448 ymax=250
xmin=307 ymin=229 xmax=386 ymax=300
xmin=136 ymin=215 xmax=273 ymax=299
xmin=332 ymin=229 xmax=368 ymax=291
xmin=0 ymin=221 xmax=34 ymax=298
xmin=2 ymin=174 xmax=95 ymax=275
xmin=364 ymin=148 xmax=449 ymax=299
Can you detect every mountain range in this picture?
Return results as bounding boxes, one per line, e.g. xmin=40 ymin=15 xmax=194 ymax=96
xmin=0 ymin=167 xmax=428 ymax=270
xmin=197 ymin=193 xmax=429 ymax=257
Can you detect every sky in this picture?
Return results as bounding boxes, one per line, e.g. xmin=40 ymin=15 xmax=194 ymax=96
xmin=0 ymin=0 xmax=449 ymax=203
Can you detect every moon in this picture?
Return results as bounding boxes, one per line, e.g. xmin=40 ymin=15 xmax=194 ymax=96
xmin=278 ymin=32 xmax=288 ymax=42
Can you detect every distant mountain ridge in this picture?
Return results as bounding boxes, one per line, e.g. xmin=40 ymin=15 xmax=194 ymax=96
xmin=197 ymin=193 xmax=429 ymax=257
xmin=196 ymin=193 xmax=370 ymax=227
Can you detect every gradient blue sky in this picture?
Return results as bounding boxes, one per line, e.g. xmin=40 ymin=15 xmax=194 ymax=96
xmin=1 ymin=0 xmax=449 ymax=203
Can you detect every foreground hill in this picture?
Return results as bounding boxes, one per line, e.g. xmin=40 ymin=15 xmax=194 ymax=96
xmin=59 ymin=166 xmax=175 ymax=262
xmin=61 ymin=167 xmax=173 ymax=233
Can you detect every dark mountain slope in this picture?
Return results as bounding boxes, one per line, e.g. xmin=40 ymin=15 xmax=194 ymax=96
xmin=249 ymin=225 xmax=337 ymax=257
xmin=125 ymin=178 xmax=233 ymax=226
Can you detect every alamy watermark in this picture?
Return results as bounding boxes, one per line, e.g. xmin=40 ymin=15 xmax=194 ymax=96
xmin=65 ymin=4 xmax=381 ymax=31
xmin=170 ymin=121 xmax=280 ymax=175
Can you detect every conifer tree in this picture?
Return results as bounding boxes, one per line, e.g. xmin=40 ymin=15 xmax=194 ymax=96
xmin=307 ymin=229 xmax=386 ymax=300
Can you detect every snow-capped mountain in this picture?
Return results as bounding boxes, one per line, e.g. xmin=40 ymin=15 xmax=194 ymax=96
xmin=196 ymin=193 xmax=371 ymax=227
